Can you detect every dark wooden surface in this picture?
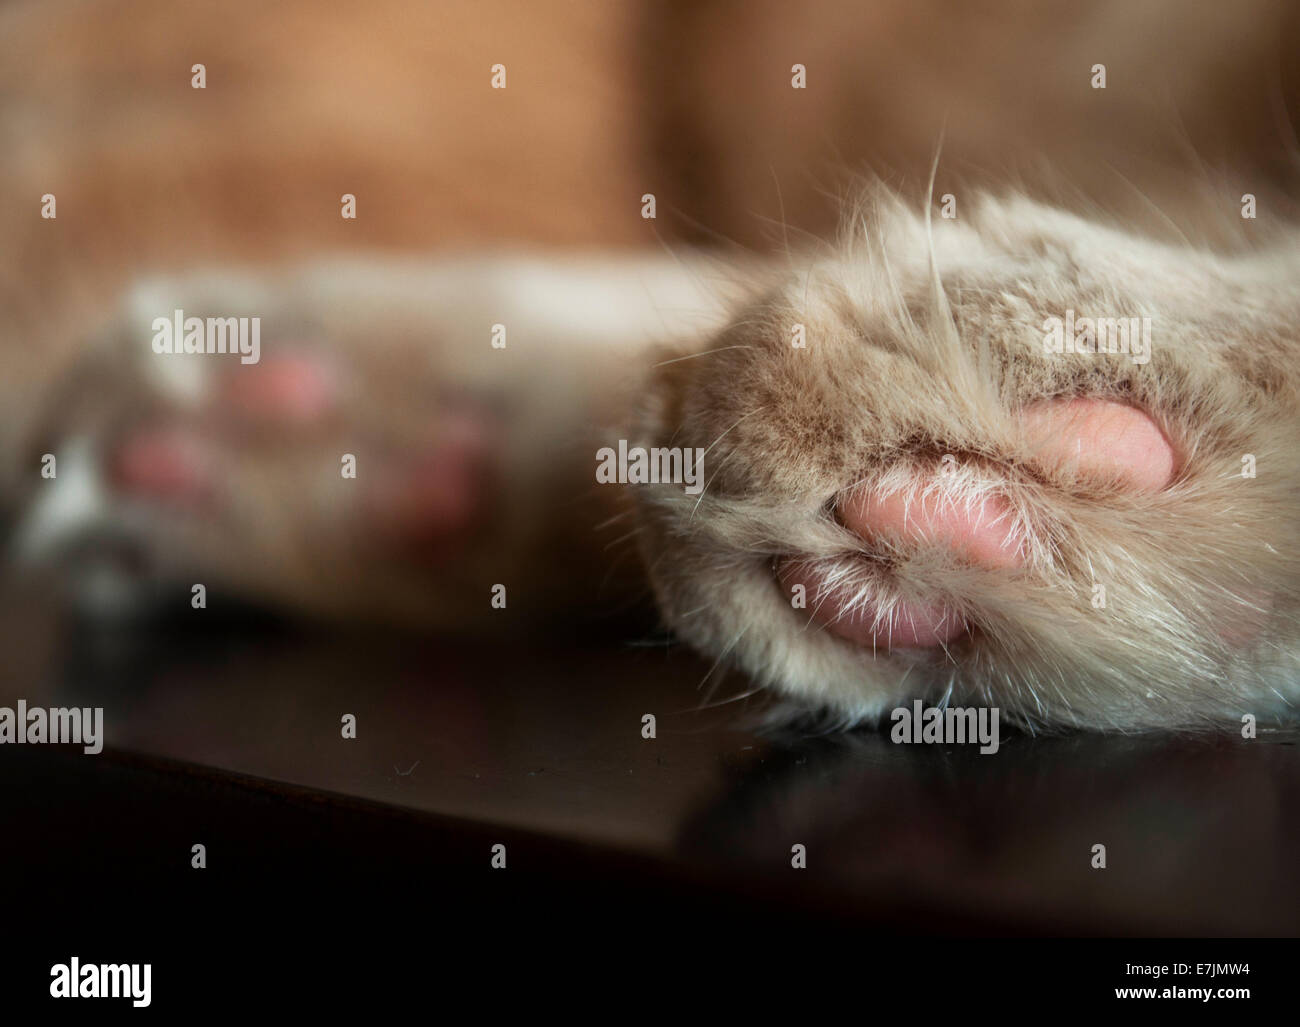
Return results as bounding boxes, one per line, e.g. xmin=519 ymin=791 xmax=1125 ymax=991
xmin=2 ymin=576 xmax=1298 ymax=941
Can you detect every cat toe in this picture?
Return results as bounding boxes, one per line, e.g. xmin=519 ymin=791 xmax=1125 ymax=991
xmin=776 ymin=557 xmax=968 ymax=649
xmin=217 ymin=351 xmax=341 ymax=429
xmin=1018 ymin=397 xmax=1176 ymax=493
xmin=777 ymin=398 xmax=1182 ymax=653
xmin=110 ymin=424 xmax=218 ymax=507
xmin=363 ymin=402 xmax=501 ymax=562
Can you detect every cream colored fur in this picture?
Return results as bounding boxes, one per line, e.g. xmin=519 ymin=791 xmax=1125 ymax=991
xmin=631 ymin=191 xmax=1300 ymax=730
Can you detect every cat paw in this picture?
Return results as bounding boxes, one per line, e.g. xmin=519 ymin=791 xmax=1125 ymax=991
xmin=630 ymin=194 xmax=1300 ymax=730
xmin=17 ymin=257 xmax=690 ymax=627
xmin=777 ymin=398 xmax=1178 ymax=650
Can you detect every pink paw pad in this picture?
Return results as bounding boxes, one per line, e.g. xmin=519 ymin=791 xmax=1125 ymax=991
xmin=1018 ymin=397 xmax=1176 ymax=493
xmin=780 ymin=397 xmax=1180 ymax=652
xmin=110 ymin=425 xmax=216 ymax=506
xmin=218 ymin=352 xmax=339 ymax=428
xmin=365 ymin=404 xmax=501 ymax=561
xmin=777 ymin=558 xmax=968 ymax=648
